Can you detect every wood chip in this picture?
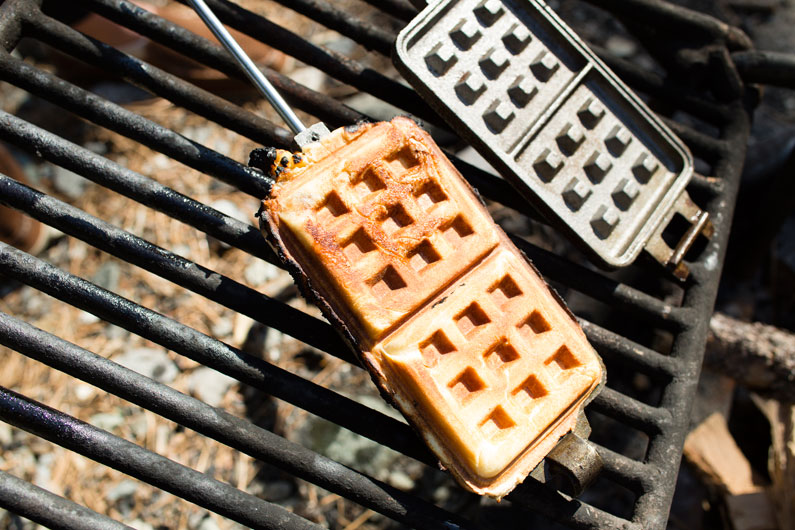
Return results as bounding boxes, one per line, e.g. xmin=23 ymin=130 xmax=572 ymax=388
xmin=684 ymin=412 xmax=757 ymax=495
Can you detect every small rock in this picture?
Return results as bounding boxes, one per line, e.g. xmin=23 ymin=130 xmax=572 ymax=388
xmin=128 ymin=414 xmax=148 ymax=441
xmin=104 ymin=324 xmax=129 ymax=339
xmin=0 ymin=423 xmax=12 ymax=446
xmin=296 ymin=394 xmax=403 ymax=480
xmin=210 ymin=199 xmax=249 ymax=224
xmin=74 ymin=384 xmax=95 ymax=403
xmin=107 ymin=480 xmax=138 ymax=502
xmin=33 ymin=453 xmax=54 ymax=488
xmin=290 ymin=66 xmax=327 ymax=92
xmin=210 ymin=317 xmax=234 ymax=338
xmin=52 ymin=166 xmax=89 ymax=199
xmin=244 ymin=260 xmax=281 ymax=286
xmin=92 ymin=262 xmax=120 ymax=292
xmin=172 ymin=244 xmax=192 ymax=259
xmin=89 ymin=410 xmax=125 ymax=432
xmin=83 ymin=141 xmax=108 ymax=155
xmin=189 ymin=367 xmax=238 ymax=407
xmin=388 ymin=470 xmax=415 ymax=490
xmin=113 ymin=347 xmax=179 ymax=384
xmin=78 ymin=310 xmax=100 ymax=324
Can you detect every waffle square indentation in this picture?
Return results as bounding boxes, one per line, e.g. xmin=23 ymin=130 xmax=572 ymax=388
xmin=317 ymin=191 xmax=348 ymax=218
xmin=480 ymin=47 xmax=510 ymax=79
xmin=449 ymin=366 xmax=487 ymax=403
xmin=488 ymin=274 xmax=522 ymax=309
xmin=442 ymin=215 xmax=474 ymax=244
xmin=380 ymin=203 xmax=413 ymax=235
xmin=485 ymin=340 xmax=520 ymax=370
xmin=513 ymin=374 xmax=548 ymax=401
xmin=479 ymin=406 xmax=516 ymax=438
xmin=577 ymin=97 xmax=605 ymax=129
xmin=518 ymin=310 xmax=551 ymax=335
xmin=530 ymin=51 xmax=559 ymax=81
xmin=562 ymin=177 xmax=592 ymax=211
xmin=612 ymin=178 xmax=640 ymax=210
xmin=547 ymin=345 xmax=582 ymax=370
xmin=632 ymin=152 xmax=659 ymax=183
xmin=507 ymin=75 xmax=537 ymax=107
xmin=420 ymin=329 xmax=456 ymax=367
xmin=591 ymin=205 xmax=619 ymax=239
xmin=355 ymin=168 xmax=386 ymax=196
xmin=455 ymin=72 xmax=486 ymax=105
xmin=503 ymin=23 xmax=531 ymax=54
xmin=474 ymin=0 xmax=504 ymax=26
xmin=455 ymin=302 xmax=490 ymax=337
xmin=606 ymin=125 xmax=632 ymax=155
xmin=369 ymin=265 xmax=406 ymax=296
xmin=483 ymin=100 xmax=515 ymax=132
xmin=342 ymin=228 xmax=376 ymax=263
xmin=414 ymin=180 xmax=448 ymax=210
xmin=408 ymin=240 xmax=441 ymax=272
xmin=425 ymin=42 xmax=457 ymax=76
xmin=450 ymin=18 xmax=481 ymax=50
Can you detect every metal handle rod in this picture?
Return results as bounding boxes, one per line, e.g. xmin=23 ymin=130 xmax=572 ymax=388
xmin=187 ymin=0 xmax=306 ymax=134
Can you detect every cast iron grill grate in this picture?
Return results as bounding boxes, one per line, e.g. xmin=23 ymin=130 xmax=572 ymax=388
xmin=0 ymin=0 xmax=766 ymax=527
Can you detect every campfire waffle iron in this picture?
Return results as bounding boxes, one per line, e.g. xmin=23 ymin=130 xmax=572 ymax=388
xmin=187 ymin=0 xmax=605 ymax=499
xmin=394 ymin=0 xmax=714 ymax=279
xmin=252 ymin=117 xmax=605 ymax=497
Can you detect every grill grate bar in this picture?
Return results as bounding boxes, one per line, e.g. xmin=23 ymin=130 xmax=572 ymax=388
xmin=0 ymin=241 xmax=652 ymax=527
xmin=263 ymin=0 xmax=397 ymax=56
xmin=0 ymin=108 xmax=689 ymax=368
xmin=0 ymin=174 xmax=348 ymax=361
xmin=508 ymin=479 xmax=644 ymax=530
xmin=0 ymin=52 xmax=270 ymax=197
xmin=360 ymin=0 xmax=417 ymax=22
xmin=0 ymin=239 xmax=435 ymax=464
xmin=27 ymin=10 xmax=291 ymax=147
xmin=32 ymin=5 xmax=365 ymax=134
xmin=591 ymin=387 xmax=670 ymax=435
xmin=0 ymin=176 xmax=673 ymax=442
xmin=595 ymin=446 xmax=654 ymax=491
xmin=0 ymin=470 xmax=131 ymax=530
xmin=578 ymin=320 xmax=679 ymax=379
xmin=589 ymin=48 xmax=733 ymax=124
xmin=0 ymin=386 xmax=324 ymax=530
xmin=660 ymin=118 xmax=729 ymax=163
xmin=82 ymin=0 xmax=437 ymax=125
xmin=0 ymin=66 xmax=692 ymax=328
xmin=0 ymin=312 xmax=474 ymax=530
xmin=0 ymin=111 xmax=274 ymax=261
xmin=510 ymin=236 xmax=688 ymax=330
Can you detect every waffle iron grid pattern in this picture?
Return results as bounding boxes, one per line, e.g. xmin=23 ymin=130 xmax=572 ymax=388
xmin=395 ymin=0 xmax=694 ymax=268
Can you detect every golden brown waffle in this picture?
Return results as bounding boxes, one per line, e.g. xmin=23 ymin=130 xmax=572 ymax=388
xmin=257 ymin=117 xmax=604 ymax=498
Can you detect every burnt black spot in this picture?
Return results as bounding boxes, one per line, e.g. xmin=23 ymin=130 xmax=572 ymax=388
xmin=292 ymin=154 xmax=302 ymax=165
xmin=249 ymin=147 xmax=278 ymax=172
xmin=432 ymin=296 xmax=448 ymax=309
xmin=280 ymin=156 xmax=289 ymax=167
